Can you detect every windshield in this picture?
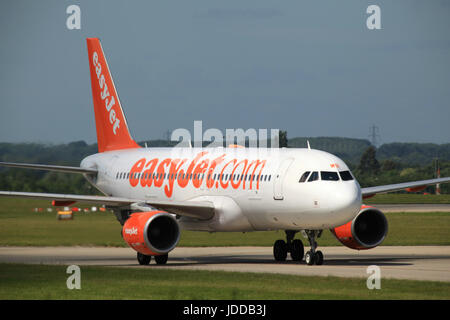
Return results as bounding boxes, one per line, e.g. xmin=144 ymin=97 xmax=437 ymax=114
xmin=299 ymin=171 xmax=311 ymax=182
xmin=321 ymin=171 xmax=340 ymax=181
xmin=339 ymin=170 xmax=354 ymax=181
xmin=308 ymin=171 xmax=319 ymax=182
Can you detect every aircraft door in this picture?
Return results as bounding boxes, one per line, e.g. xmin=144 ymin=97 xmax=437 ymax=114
xmin=273 ymin=157 xmax=294 ymax=200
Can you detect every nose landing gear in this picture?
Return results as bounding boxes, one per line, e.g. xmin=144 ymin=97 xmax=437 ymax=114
xmin=304 ymin=230 xmax=323 ymax=265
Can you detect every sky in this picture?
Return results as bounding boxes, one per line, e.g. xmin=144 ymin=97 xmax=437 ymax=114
xmin=0 ymin=0 xmax=449 ymax=145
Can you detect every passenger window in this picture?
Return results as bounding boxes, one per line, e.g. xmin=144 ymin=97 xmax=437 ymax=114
xmin=321 ymin=171 xmax=339 ymax=181
xmin=308 ymin=171 xmax=318 ymax=182
xmin=339 ymin=171 xmax=354 ymax=181
xmin=299 ymin=171 xmax=311 ymax=183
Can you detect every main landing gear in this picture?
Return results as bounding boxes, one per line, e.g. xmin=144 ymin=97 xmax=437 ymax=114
xmin=273 ymin=230 xmax=304 ymax=262
xmin=272 ymin=230 xmax=323 ymax=265
xmin=137 ymin=252 xmax=169 ymax=265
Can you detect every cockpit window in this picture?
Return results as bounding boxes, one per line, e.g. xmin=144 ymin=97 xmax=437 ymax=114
xmin=321 ymin=171 xmax=340 ymax=181
xmin=339 ymin=170 xmax=354 ymax=181
xmin=308 ymin=171 xmax=319 ymax=182
xmin=299 ymin=171 xmax=311 ymax=183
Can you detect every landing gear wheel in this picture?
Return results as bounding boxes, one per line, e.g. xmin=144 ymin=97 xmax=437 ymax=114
xmin=137 ymin=252 xmax=151 ymax=265
xmin=303 ymin=230 xmax=324 ymax=266
xmin=290 ymin=239 xmax=304 ymax=262
xmin=155 ymin=254 xmax=168 ymax=265
xmin=305 ymin=251 xmax=315 ymax=265
xmin=273 ymin=240 xmax=287 ymax=261
xmin=315 ymin=251 xmax=323 ymax=265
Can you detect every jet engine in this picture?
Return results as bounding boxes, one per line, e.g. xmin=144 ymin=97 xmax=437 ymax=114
xmin=122 ymin=210 xmax=180 ymax=256
xmin=330 ymin=205 xmax=388 ymax=250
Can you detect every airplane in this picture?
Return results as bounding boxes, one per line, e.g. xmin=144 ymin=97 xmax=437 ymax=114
xmin=1 ymin=38 xmax=449 ymax=266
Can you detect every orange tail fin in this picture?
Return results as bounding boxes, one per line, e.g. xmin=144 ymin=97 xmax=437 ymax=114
xmin=86 ymin=38 xmax=140 ymax=153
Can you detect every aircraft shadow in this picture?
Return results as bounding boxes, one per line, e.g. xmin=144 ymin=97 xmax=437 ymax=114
xmin=115 ymin=255 xmax=421 ymax=267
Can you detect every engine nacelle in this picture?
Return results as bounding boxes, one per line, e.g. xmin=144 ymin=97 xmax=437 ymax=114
xmin=330 ymin=205 xmax=388 ymax=250
xmin=122 ymin=211 xmax=180 ymax=256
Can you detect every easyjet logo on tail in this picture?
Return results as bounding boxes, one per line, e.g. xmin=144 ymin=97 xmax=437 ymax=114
xmin=92 ymin=51 xmax=120 ymax=135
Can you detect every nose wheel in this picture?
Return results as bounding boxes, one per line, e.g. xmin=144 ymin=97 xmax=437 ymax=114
xmin=303 ymin=230 xmax=323 ymax=265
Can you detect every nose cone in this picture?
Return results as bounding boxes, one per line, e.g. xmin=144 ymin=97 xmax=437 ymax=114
xmin=330 ymin=182 xmax=362 ymax=225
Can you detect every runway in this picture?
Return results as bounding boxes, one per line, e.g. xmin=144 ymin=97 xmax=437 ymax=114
xmin=1 ymin=245 xmax=450 ymax=283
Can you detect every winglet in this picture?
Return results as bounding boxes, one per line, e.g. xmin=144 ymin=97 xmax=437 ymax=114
xmin=86 ymin=38 xmax=140 ymax=153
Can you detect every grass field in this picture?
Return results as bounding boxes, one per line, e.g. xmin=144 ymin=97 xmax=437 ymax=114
xmin=0 ymin=197 xmax=449 ymax=247
xmin=365 ymin=193 xmax=450 ymax=204
xmin=1 ymin=263 xmax=449 ymax=300
xmin=1 ymin=195 xmax=450 ymax=301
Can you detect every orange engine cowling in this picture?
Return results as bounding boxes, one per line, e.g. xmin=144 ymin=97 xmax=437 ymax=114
xmin=330 ymin=205 xmax=388 ymax=250
xmin=122 ymin=211 xmax=180 ymax=256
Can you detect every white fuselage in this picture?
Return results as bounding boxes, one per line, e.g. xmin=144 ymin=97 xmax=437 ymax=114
xmin=80 ymin=147 xmax=362 ymax=232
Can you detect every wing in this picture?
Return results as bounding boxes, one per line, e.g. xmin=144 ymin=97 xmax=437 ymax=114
xmin=0 ymin=161 xmax=97 ymax=174
xmin=361 ymin=177 xmax=450 ymax=197
xmin=0 ymin=161 xmax=214 ymax=219
xmin=0 ymin=191 xmax=214 ymax=220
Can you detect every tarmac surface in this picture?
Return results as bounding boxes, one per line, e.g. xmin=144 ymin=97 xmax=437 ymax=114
xmin=1 ymin=245 xmax=450 ymax=282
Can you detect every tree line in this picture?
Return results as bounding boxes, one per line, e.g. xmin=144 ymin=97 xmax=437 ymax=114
xmin=0 ymin=138 xmax=449 ymax=194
